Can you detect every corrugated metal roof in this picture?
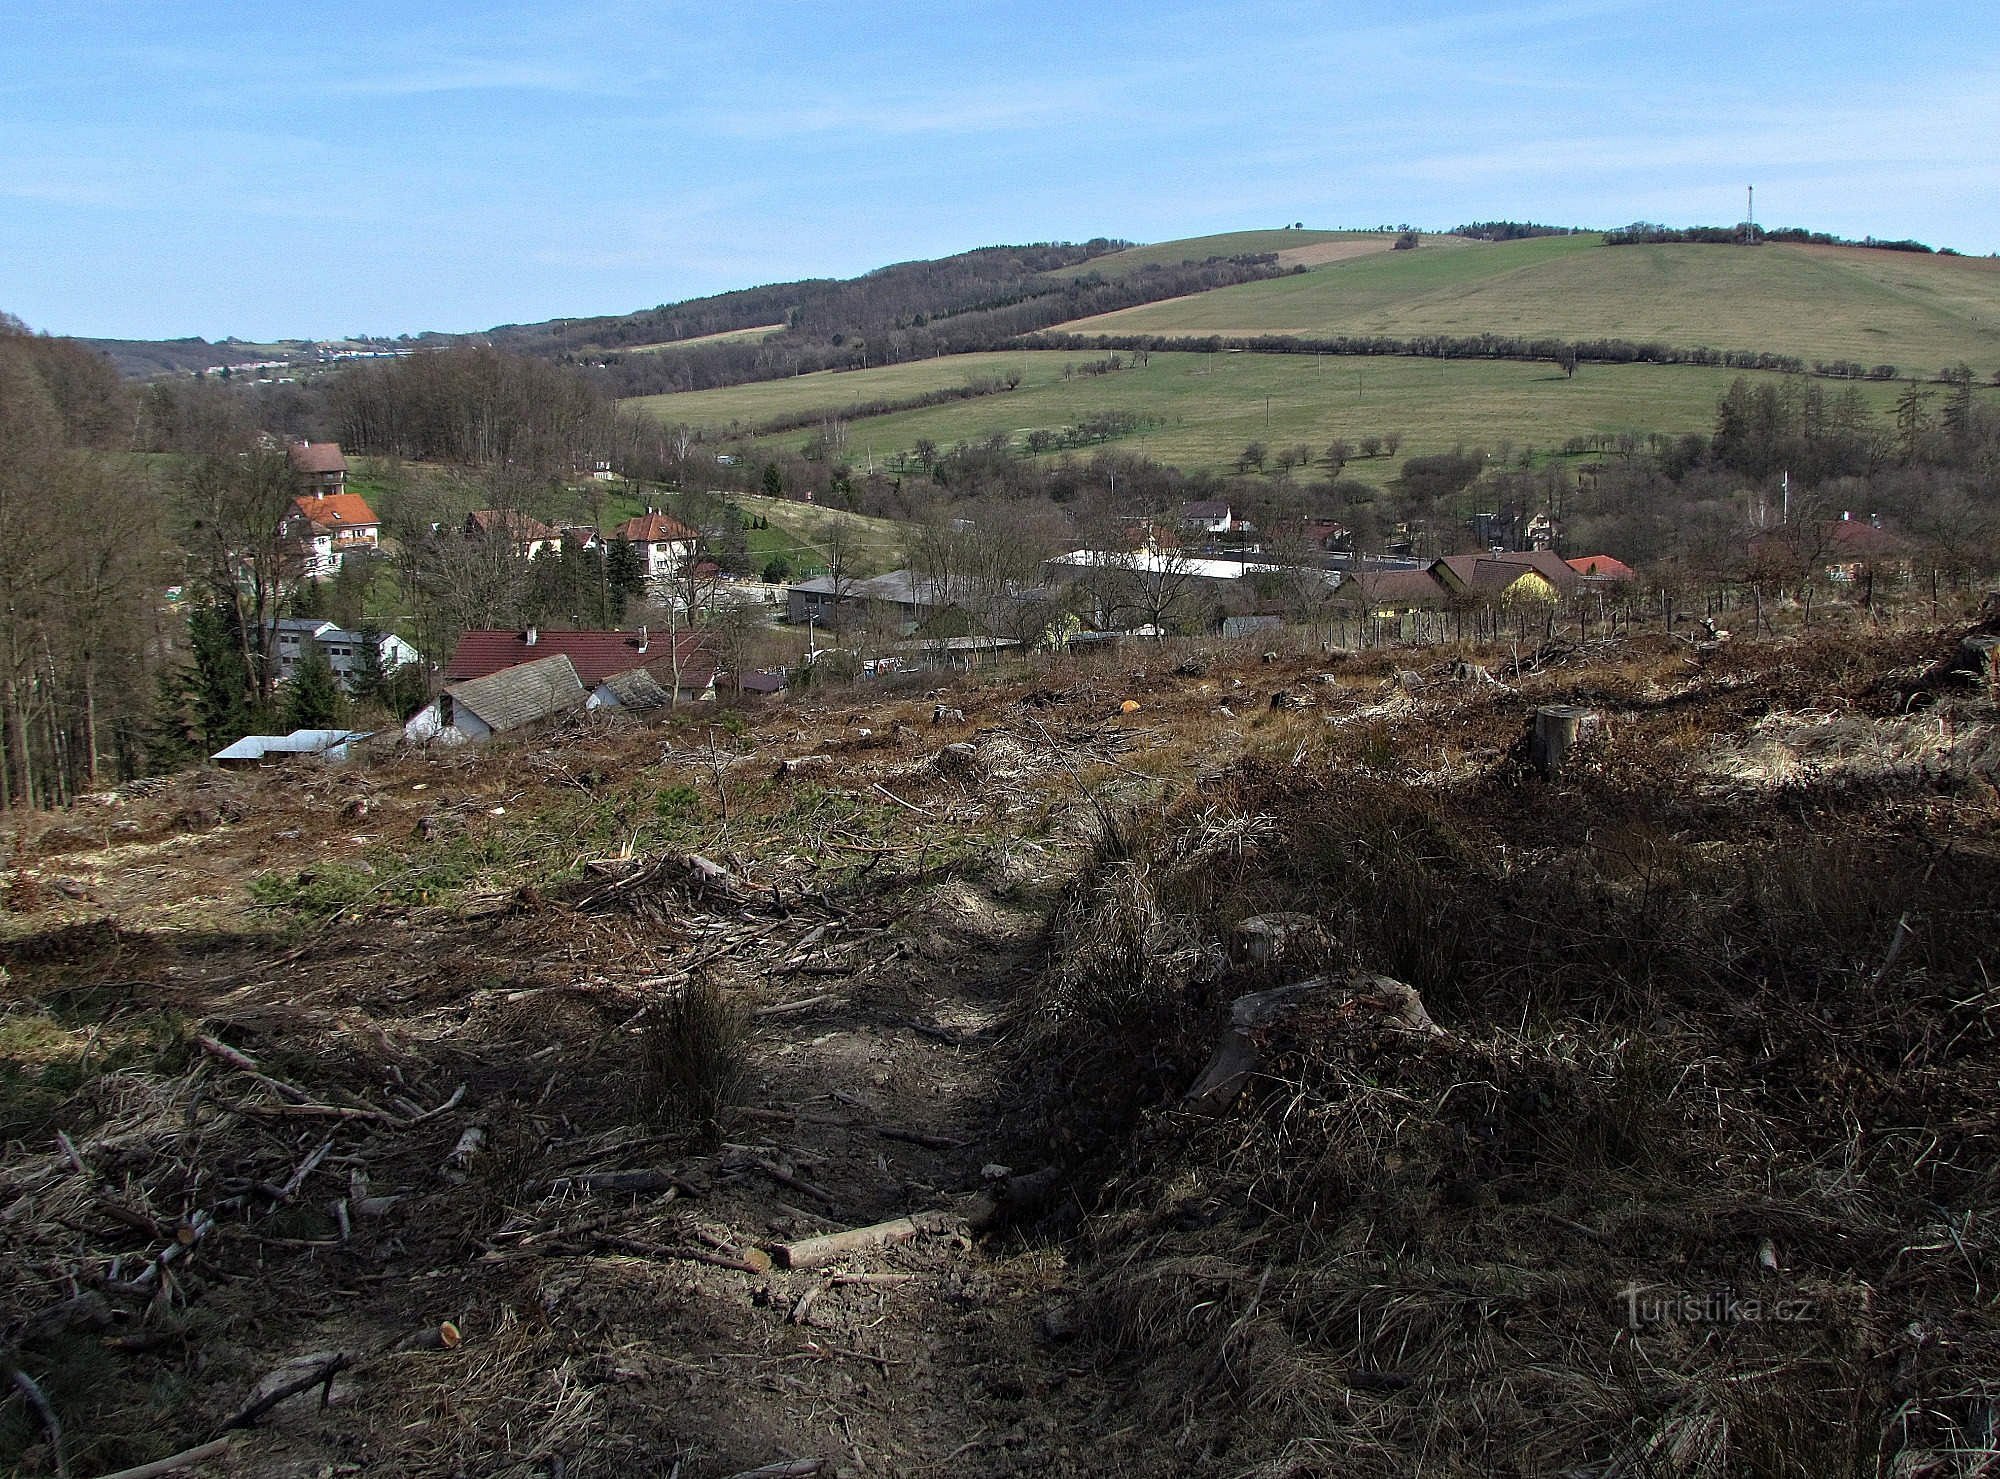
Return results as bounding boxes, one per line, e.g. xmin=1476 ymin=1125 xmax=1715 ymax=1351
xmin=211 ymin=728 xmax=369 ymax=762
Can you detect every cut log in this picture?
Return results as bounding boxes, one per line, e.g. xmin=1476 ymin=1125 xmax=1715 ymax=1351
xmin=1529 ymin=704 xmax=1598 ymax=779
xmin=773 ymin=755 xmax=835 ymax=780
xmin=769 ymin=1210 xmax=957 ymax=1270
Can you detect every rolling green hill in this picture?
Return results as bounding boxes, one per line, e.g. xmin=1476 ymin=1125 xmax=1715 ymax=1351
xmin=1058 ymin=234 xmax=2000 ymax=374
xmin=626 ymin=348 xmax=1942 ymax=479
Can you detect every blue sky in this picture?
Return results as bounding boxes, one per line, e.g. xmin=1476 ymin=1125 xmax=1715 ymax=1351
xmin=4 ymin=0 xmax=1995 ymax=341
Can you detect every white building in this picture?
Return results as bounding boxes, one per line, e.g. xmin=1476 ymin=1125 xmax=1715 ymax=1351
xmin=270 ymin=619 xmax=420 ymax=688
xmin=609 ymin=510 xmax=700 ymax=590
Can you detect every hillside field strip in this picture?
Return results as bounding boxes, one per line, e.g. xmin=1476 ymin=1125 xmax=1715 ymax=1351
xmin=627 ymin=349 xmax=1946 ymax=478
xmin=1058 ymin=234 xmax=2000 ymax=374
xmin=1061 ymin=227 xmax=1416 ymax=277
xmin=623 ymin=322 xmax=786 ymax=354
xmin=591 ymin=483 xmax=911 ymax=576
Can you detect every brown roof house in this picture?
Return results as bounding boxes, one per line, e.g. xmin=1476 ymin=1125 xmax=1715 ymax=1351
xmin=465 ymin=509 xmax=559 ymax=559
xmin=1431 ymin=550 xmax=1580 ymax=602
xmin=608 ymin=510 xmax=700 ymax=592
xmin=288 ymin=441 xmax=348 ymax=494
xmin=402 ymin=653 xmax=586 ymax=745
xmin=1749 ymin=516 xmax=1908 ymax=586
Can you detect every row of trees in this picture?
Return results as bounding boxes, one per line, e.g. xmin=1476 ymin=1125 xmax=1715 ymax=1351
xmin=0 ymin=317 xmax=165 ymax=806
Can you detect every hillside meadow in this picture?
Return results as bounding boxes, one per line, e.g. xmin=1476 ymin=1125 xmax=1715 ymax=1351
xmin=1064 ymin=228 xmax=1420 ymax=277
xmin=626 ymin=348 xmax=1936 ymax=477
xmin=1059 ymin=234 xmax=2000 ymax=374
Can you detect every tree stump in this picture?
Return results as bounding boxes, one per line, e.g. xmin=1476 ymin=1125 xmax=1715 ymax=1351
xmin=1960 ymin=635 xmax=2000 ymax=696
xmin=1529 ymin=705 xmax=1597 ymax=779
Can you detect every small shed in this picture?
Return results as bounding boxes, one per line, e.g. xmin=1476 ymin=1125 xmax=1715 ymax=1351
xmin=212 ymin=728 xmax=372 ymax=768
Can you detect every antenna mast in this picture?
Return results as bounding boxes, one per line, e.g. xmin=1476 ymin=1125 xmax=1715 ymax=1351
xmin=1747 ymin=185 xmax=1755 ymax=241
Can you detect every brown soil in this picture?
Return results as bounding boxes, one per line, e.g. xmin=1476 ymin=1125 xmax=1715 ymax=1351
xmin=2 ymin=622 xmax=1996 ymax=1477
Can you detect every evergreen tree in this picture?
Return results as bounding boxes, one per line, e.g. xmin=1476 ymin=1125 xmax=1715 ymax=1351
xmin=283 ymin=641 xmax=341 ymax=730
xmin=349 ymin=624 xmax=388 ymax=705
xmin=141 ymin=664 xmax=200 ymax=774
xmin=186 ymin=598 xmax=255 ymax=745
xmin=605 ymin=536 xmax=647 ymax=611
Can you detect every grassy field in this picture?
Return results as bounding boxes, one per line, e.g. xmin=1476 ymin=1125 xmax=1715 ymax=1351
xmin=725 ymin=491 xmax=912 ymax=575
xmin=624 ymin=349 xmax=1121 ymax=431
xmin=593 ymin=485 xmax=912 ymax=577
xmin=1060 ymin=235 xmax=2000 ymax=373
xmin=624 ymin=322 xmax=785 ymax=354
xmin=627 ymin=348 xmax=1939 ymax=478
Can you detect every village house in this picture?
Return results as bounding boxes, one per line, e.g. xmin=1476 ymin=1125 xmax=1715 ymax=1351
xmin=1430 ymin=549 xmax=1580 ymax=604
xmin=1180 ymin=500 xmax=1240 ymax=535
xmin=282 ymin=491 xmax=382 ymax=578
xmin=609 ymin=509 xmax=701 ymax=591
xmin=586 ymin=667 xmax=675 ymax=714
xmin=447 ymin=626 xmax=715 ymax=704
xmin=1748 ymin=516 xmax=1910 ymax=585
xmin=465 ymin=509 xmax=559 ymax=560
xmin=1333 ymin=566 xmax=1453 ymax=635
xmin=1566 ymin=554 xmax=1637 ymax=584
xmin=403 ymin=653 xmax=586 ymax=745
xmin=288 ymin=441 xmax=348 ymax=495
xmin=269 ymin=618 xmax=420 ymax=688
xmin=786 ymin=569 xmax=972 ymax=635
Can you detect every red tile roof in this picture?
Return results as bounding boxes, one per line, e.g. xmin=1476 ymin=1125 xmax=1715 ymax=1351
xmin=611 ymin=511 xmax=699 ymax=544
xmin=1567 ymin=554 xmax=1635 ymax=580
xmin=447 ymin=628 xmax=704 ymax=685
xmin=288 ymin=441 xmax=347 ymax=475
xmin=466 ymin=509 xmax=557 ymax=542
xmin=291 ymin=493 xmax=380 ymax=531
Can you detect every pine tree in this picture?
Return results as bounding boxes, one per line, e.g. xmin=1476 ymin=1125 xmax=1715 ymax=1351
xmin=187 ymin=598 xmax=255 ymax=745
xmin=283 ymin=641 xmax=341 ymax=731
xmin=605 ymin=536 xmax=647 ymax=612
xmin=349 ymin=624 xmax=388 ymax=706
xmin=141 ymin=664 xmax=200 ymax=774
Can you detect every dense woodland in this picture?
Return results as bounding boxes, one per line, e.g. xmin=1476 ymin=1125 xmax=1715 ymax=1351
xmin=574 ymin=252 xmax=1298 ymax=398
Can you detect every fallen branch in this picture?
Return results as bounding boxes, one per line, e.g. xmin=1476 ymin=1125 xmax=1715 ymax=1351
xmin=196 ymin=1036 xmax=310 ymax=1103
xmin=743 ymin=1158 xmax=840 ymax=1210
xmin=220 ymin=1351 xmax=348 ymax=1430
xmin=752 ymin=993 xmax=844 ymax=1018
xmin=81 ymin=1436 xmax=235 ymax=1479
xmin=7 ymin=1364 xmax=67 ymax=1478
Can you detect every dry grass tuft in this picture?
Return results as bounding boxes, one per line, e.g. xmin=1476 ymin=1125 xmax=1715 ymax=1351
xmin=635 ymin=975 xmax=746 ymax=1140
